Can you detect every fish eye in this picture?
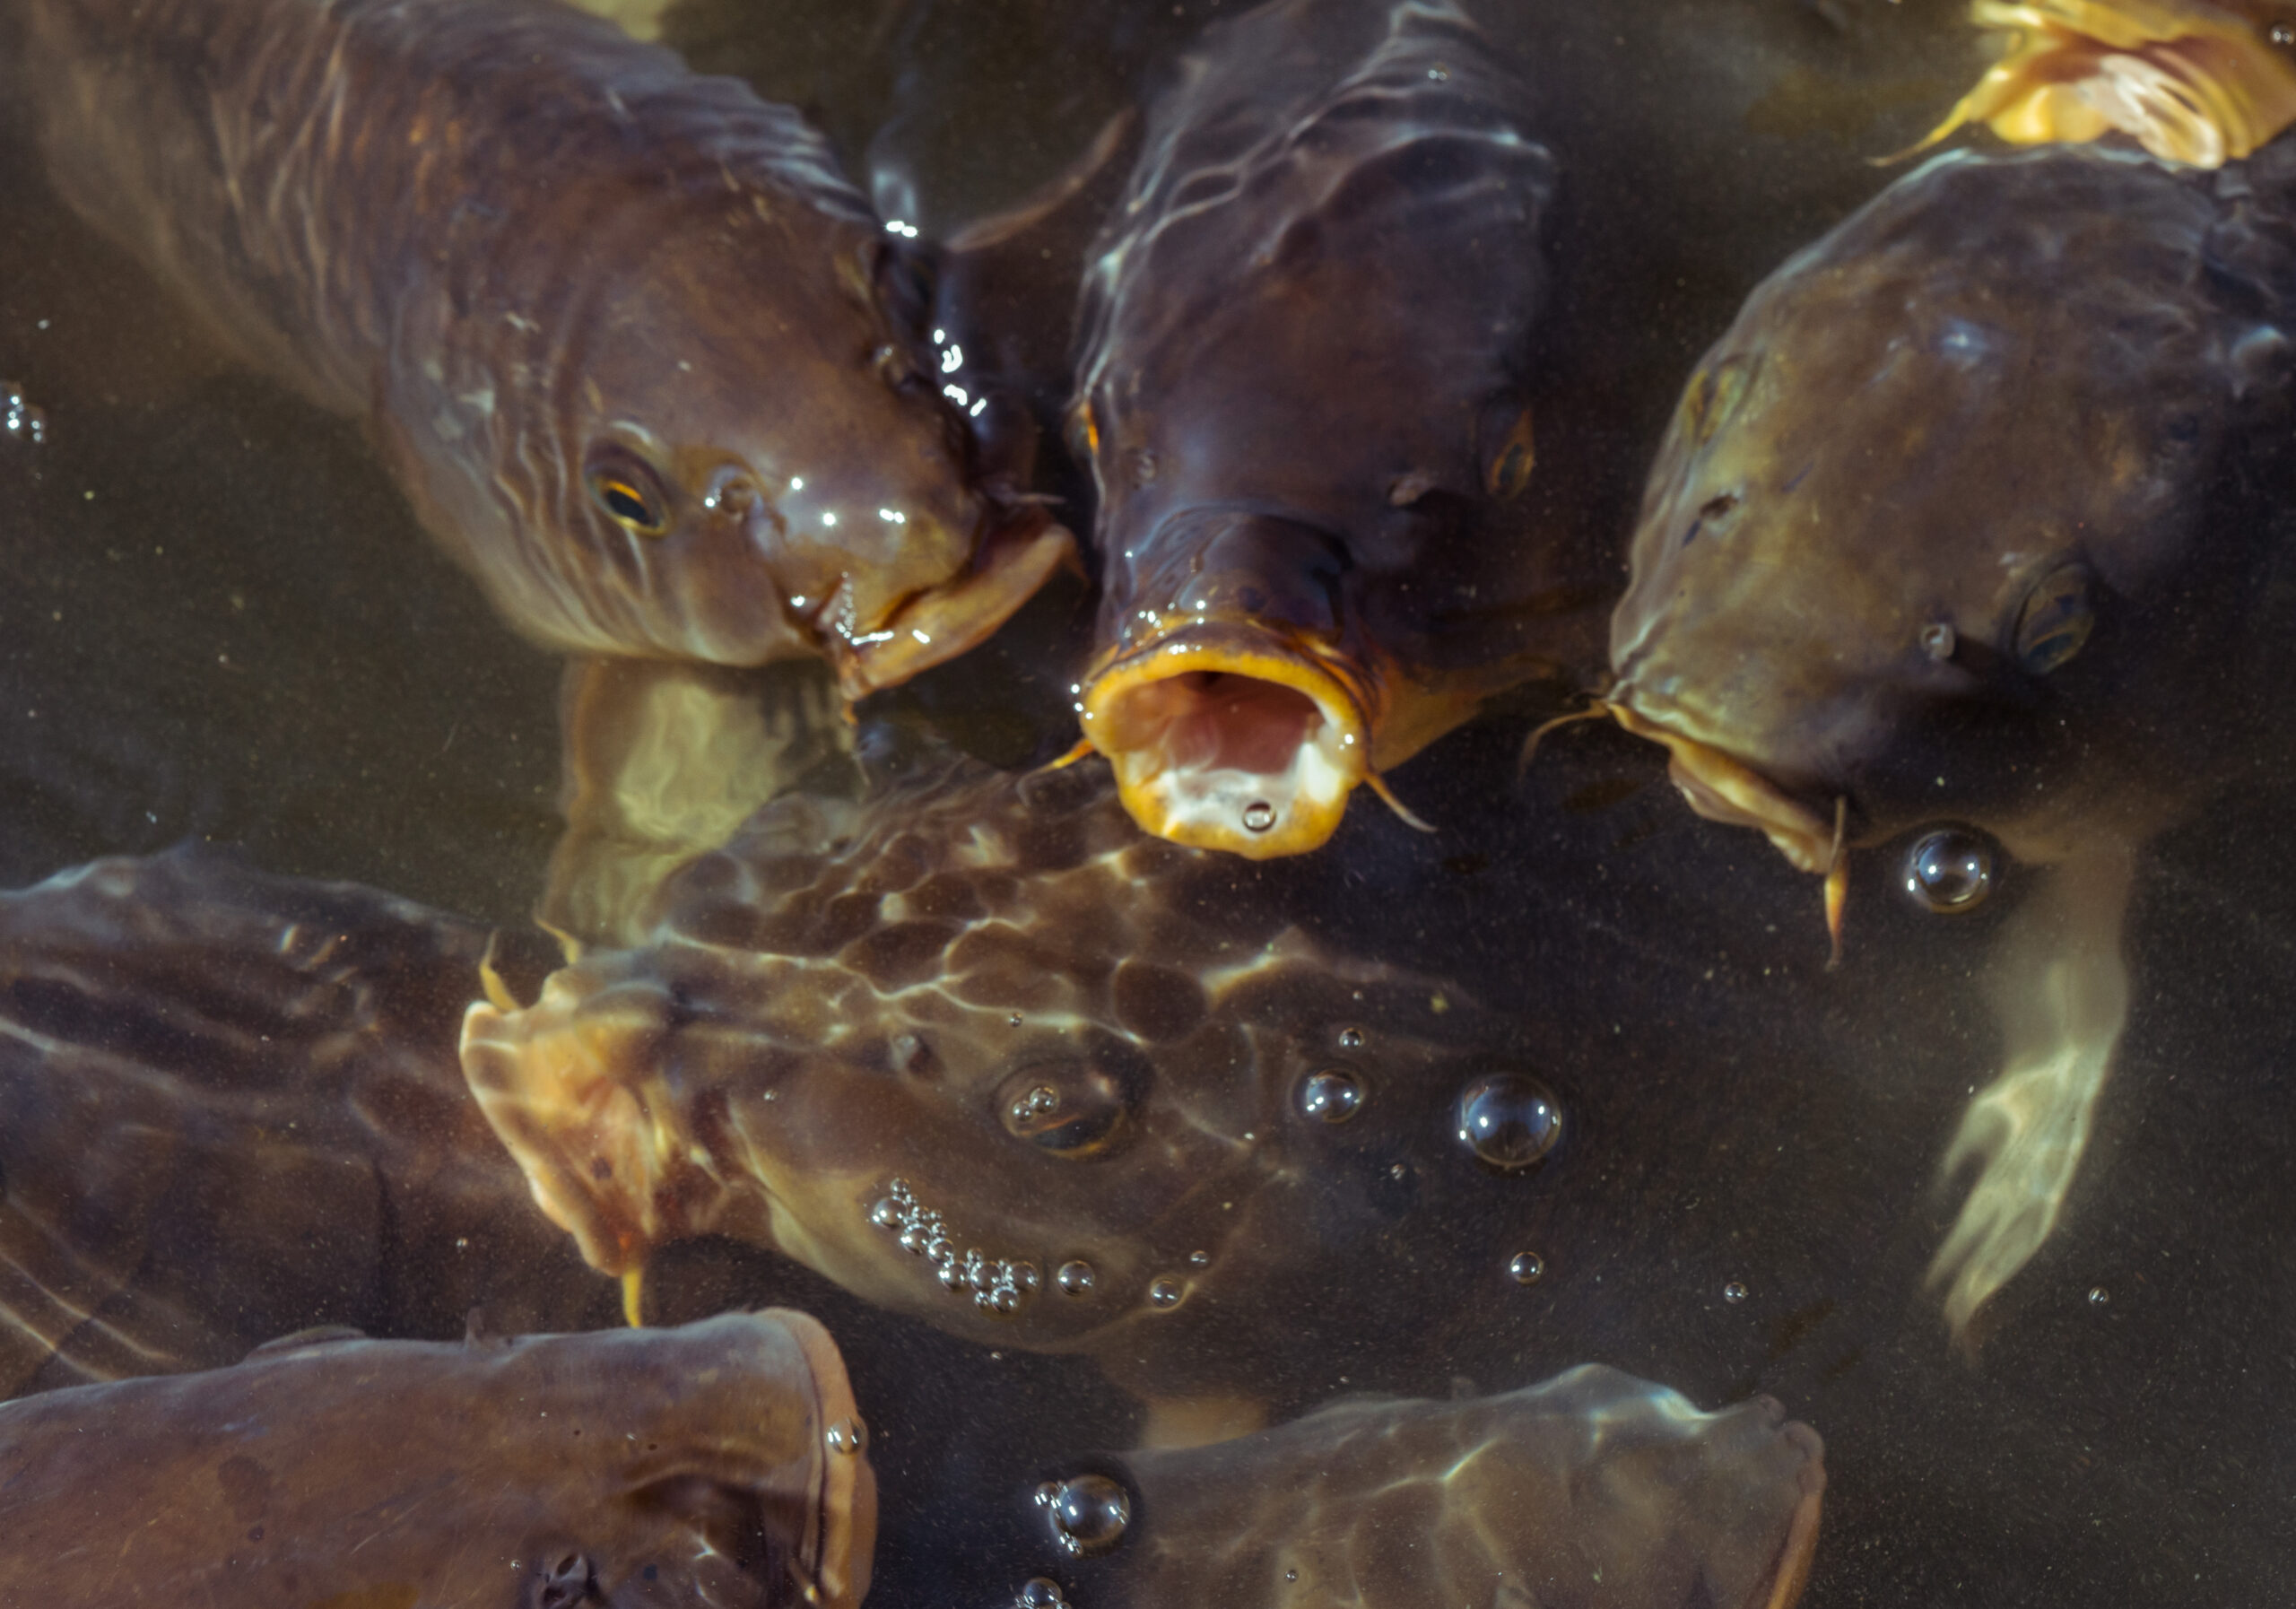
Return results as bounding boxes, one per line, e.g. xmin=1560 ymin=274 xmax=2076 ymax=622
xmin=996 ymin=1060 xmax=1133 ymax=1159
xmin=584 ymin=446 xmax=672 ymax=536
xmin=2011 ymin=562 xmax=2096 ymax=676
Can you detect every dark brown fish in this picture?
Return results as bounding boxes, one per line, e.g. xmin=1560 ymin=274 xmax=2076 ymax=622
xmin=1062 ymin=0 xmax=1598 ymax=858
xmin=19 ymin=0 xmax=1072 ymax=693
xmin=0 ymin=849 xmax=611 ymax=1398
xmin=1105 ymin=1367 xmax=1825 ymax=1609
xmin=461 ymin=743 xmax=1537 ymax=1439
xmin=1605 ymin=140 xmax=2296 ymax=1331
xmin=0 ymin=1312 xmax=875 ymax=1609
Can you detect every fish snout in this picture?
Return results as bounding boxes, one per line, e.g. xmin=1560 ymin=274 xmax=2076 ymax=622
xmin=817 ymin=499 xmax=1077 ymax=701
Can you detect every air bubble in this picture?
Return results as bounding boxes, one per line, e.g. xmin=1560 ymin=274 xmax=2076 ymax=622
xmin=1337 ymin=1027 xmax=1365 ymax=1049
xmin=1147 ymin=1277 xmax=1183 ymax=1309
xmin=1057 ymin=1260 xmax=1097 ymax=1296
xmin=997 ymin=1062 xmax=1132 ymax=1157
xmin=1509 ymin=1251 xmax=1544 ymax=1285
xmin=1724 ymin=1282 xmax=1748 ymax=1304
xmin=1187 ymin=1249 xmax=1210 ymax=1269
xmin=1904 ymin=829 xmax=1993 ymax=912
xmin=1016 ymin=1579 xmax=1068 ymax=1609
xmin=2276 ymin=20 xmax=2294 ymax=45
xmin=825 ymin=1418 xmax=867 ymax=1455
xmin=1454 ymin=1074 xmax=1562 ymax=1171
xmin=2089 ymin=1285 xmax=2109 ymax=1307
xmin=1297 ymin=1068 xmax=1365 ymax=1124
xmin=869 ymin=1197 xmax=902 ymax=1229
xmin=1035 ymin=1473 xmax=1132 ymax=1555
xmin=2 ymin=383 xmax=46 ymax=446
xmin=1242 ymin=800 xmax=1276 ymax=832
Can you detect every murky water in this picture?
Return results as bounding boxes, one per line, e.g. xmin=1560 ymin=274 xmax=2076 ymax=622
xmin=2 ymin=0 xmax=2294 ymax=1604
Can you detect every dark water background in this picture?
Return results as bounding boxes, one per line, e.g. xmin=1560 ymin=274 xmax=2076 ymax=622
xmin=1 ymin=0 xmax=2293 ymax=1603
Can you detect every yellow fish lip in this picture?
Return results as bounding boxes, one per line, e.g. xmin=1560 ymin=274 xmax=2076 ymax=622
xmin=1077 ymin=620 xmax=1375 ymax=858
xmin=1608 ymin=703 xmax=1839 ymax=874
xmin=1908 ymin=0 xmax=2296 ymax=168
xmin=826 ymin=509 xmax=1078 ymax=701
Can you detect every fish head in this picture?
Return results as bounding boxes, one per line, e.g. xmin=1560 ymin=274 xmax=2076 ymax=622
xmin=470 ymin=188 xmax=1073 ymax=690
xmin=1079 ymin=510 xmax=1378 ymax=858
xmin=1609 ymin=147 xmax=2291 ymax=875
xmin=462 ymin=755 xmax=1520 ymax=1394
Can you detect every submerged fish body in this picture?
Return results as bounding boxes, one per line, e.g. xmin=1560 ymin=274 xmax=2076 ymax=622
xmin=0 ymin=1312 xmax=875 ymax=1609
xmin=1066 ymin=0 xmax=1593 ymax=858
xmin=462 ymin=747 xmax=1535 ymax=1407
xmin=0 ymin=849 xmax=610 ymax=1397
xmin=1111 ymin=1367 xmax=1825 ymax=1609
xmin=1918 ymin=0 xmax=2296 ymax=168
xmin=21 ymin=0 xmax=1071 ymax=691
xmin=1608 ymin=139 xmax=2296 ymax=1332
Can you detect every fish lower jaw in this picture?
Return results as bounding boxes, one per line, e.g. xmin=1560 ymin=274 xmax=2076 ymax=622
xmin=1608 ymin=704 xmax=1837 ymax=874
xmin=1080 ymin=629 xmax=1370 ymax=857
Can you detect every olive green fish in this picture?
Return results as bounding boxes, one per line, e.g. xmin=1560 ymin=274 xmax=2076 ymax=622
xmin=0 ymin=1312 xmax=874 ymax=1609
xmin=1605 ymin=140 xmax=2296 ymax=1333
xmin=461 ymin=742 xmax=1537 ymax=1440
xmin=20 ymin=0 xmax=1073 ymax=694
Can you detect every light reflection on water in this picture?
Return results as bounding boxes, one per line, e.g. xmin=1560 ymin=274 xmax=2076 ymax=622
xmin=0 ymin=1 xmax=2292 ymax=1604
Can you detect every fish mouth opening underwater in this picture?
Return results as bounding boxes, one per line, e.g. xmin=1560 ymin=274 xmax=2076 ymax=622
xmin=1075 ymin=624 xmax=1381 ymax=859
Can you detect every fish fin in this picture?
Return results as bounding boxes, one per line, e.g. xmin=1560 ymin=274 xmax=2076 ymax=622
xmin=943 ymin=109 xmax=1139 ymax=257
xmin=1365 ymin=770 xmax=1437 ymax=833
xmin=1926 ymin=841 xmax=2136 ymax=1348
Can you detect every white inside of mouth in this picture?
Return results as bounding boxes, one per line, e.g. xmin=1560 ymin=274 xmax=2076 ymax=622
xmin=1100 ymin=670 xmax=1358 ymax=843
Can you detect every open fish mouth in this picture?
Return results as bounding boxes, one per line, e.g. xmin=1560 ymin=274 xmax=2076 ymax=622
xmin=823 ymin=507 xmax=1076 ymax=701
xmin=1075 ymin=621 xmax=1378 ymax=857
xmin=1909 ymin=0 xmax=2296 ymax=168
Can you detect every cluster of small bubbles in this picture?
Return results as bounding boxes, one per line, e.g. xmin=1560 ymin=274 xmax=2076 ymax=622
xmin=2 ymin=382 xmax=46 ymax=446
xmin=1056 ymin=1259 xmax=1098 ymax=1296
xmin=2089 ymin=1284 xmax=2110 ymax=1307
xmin=1454 ymin=1074 xmax=1563 ymax=1171
xmin=867 ymin=1178 xmax=1038 ymax=1314
xmin=1015 ymin=1579 xmax=1068 ymax=1609
xmin=1033 ymin=1474 xmax=1132 ymax=1555
xmin=1904 ymin=829 xmax=1994 ymax=913
xmin=1723 ymin=1282 xmax=1748 ymax=1304
xmin=1147 ymin=1277 xmax=1183 ymax=1309
xmin=1297 ymin=1067 xmax=1364 ymax=1124
xmin=825 ymin=1418 xmax=867 ymax=1456
xmin=1242 ymin=800 xmax=1276 ymax=832
xmin=1509 ymin=1251 xmax=1544 ymax=1285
